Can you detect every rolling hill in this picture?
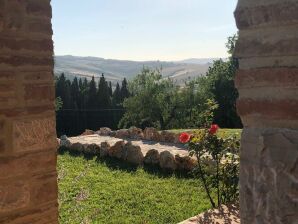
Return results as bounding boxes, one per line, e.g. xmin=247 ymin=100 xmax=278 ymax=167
xmin=54 ymin=55 xmax=216 ymax=85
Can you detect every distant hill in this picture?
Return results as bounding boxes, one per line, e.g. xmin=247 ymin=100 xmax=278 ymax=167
xmin=177 ymin=58 xmax=219 ymax=65
xmin=54 ymin=55 xmax=215 ymax=85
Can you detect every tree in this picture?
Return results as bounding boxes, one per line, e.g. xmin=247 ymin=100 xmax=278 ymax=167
xmin=112 ymin=82 xmax=122 ymax=106
xmin=97 ymin=74 xmax=111 ymax=108
xmin=55 ymin=73 xmax=72 ymax=109
xmin=194 ymin=34 xmax=242 ymax=128
xmin=87 ymin=76 xmax=97 ymax=109
xmin=119 ymin=68 xmax=180 ymax=129
xmin=120 ymin=78 xmax=130 ymax=101
xmin=108 ymin=81 xmax=113 ymax=97
xmin=71 ymin=77 xmax=79 ymax=109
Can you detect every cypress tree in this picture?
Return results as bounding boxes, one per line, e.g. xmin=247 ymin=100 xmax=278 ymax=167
xmin=112 ymin=82 xmax=121 ymax=106
xmin=87 ymin=76 xmax=97 ymax=109
xmin=56 ymin=73 xmax=72 ymax=109
xmin=120 ymin=78 xmax=130 ymax=102
xmin=78 ymin=78 xmax=83 ymax=91
xmin=97 ymin=74 xmax=111 ymax=108
xmin=71 ymin=77 xmax=79 ymax=109
xmin=108 ymin=81 xmax=113 ymax=97
xmin=83 ymin=78 xmax=88 ymax=90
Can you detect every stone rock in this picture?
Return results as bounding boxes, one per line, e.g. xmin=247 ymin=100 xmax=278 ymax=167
xmin=159 ymin=151 xmax=176 ymax=170
xmin=81 ymin=129 xmax=94 ymax=136
xmin=160 ymin=131 xmax=176 ymax=143
xmin=86 ymin=144 xmax=101 ymax=155
xmin=70 ymin=142 xmax=84 ymax=153
xmin=143 ymin=127 xmax=160 ymax=141
xmin=128 ymin=126 xmax=144 ymax=139
xmin=100 ymin=142 xmax=110 ymax=158
xmin=108 ymin=140 xmax=126 ymax=159
xmin=173 ymin=133 xmax=181 ymax=144
xmin=97 ymin=127 xmax=112 ymax=136
xmin=175 ymin=155 xmax=197 ymax=171
xmin=144 ymin=149 xmax=160 ymax=165
xmin=115 ymin=129 xmax=130 ymax=139
xmin=109 ymin=131 xmax=116 ymax=137
xmin=124 ymin=142 xmax=144 ymax=165
xmin=60 ymin=135 xmax=71 ymax=147
xmin=60 ymin=135 xmax=68 ymax=141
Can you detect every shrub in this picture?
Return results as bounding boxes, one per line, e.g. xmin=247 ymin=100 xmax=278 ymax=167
xmin=180 ymin=99 xmax=240 ymax=208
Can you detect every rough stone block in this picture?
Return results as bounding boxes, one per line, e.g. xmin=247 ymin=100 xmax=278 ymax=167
xmin=30 ymin=173 xmax=58 ymax=205
xmin=0 ymin=150 xmax=57 ymax=180
xmin=0 ymin=37 xmax=53 ymax=52
xmin=240 ymin=128 xmax=298 ymax=223
xmin=24 ymin=83 xmax=55 ymax=103
xmin=5 ymin=0 xmax=26 ymax=31
xmin=235 ymin=1 xmax=298 ymax=29
xmin=26 ymin=0 xmax=52 ymax=18
xmin=237 ymin=99 xmax=298 ymax=125
xmin=0 ymin=180 xmax=30 ymax=213
xmin=25 ymin=19 xmax=53 ymax=35
xmin=235 ymin=68 xmax=298 ymax=89
xmin=124 ymin=142 xmax=144 ymax=165
xmin=86 ymin=143 xmax=100 ymax=155
xmin=0 ymin=202 xmax=58 ymax=224
xmin=23 ymin=71 xmax=53 ymax=83
xmin=160 ymin=151 xmax=176 ymax=171
xmin=109 ymin=140 xmax=126 ymax=159
xmin=100 ymin=142 xmax=110 ymax=158
xmin=13 ymin=117 xmax=57 ymax=153
xmin=0 ymin=55 xmax=53 ymax=67
xmin=144 ymin=149 xmax=160 ymax=165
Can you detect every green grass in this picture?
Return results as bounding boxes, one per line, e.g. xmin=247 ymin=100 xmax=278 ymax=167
xmin=58 ymin=152 xmax=211 ymax=224
xmin=167 ymin=129 xmax=242 ymax=139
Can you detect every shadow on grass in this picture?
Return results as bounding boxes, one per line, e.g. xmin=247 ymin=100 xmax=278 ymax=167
xmin=95 ymin=156 xmax=139 ymax=173
xmin=58 ymin=147 xmax=193 ymax=179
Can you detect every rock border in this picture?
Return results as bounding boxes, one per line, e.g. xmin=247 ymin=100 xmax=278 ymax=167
xmin=59 ymin=135 xmax=197 ymax=172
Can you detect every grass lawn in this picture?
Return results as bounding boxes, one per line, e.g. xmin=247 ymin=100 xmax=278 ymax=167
xmin=58 ymin=152 xmax=211 ymax=224
xmin=167 ymin=128 xmax=242 ymax=140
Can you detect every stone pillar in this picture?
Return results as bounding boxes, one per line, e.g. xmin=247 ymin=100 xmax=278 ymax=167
xmin=0 ymin=0 xmax=58 ymax=223
xmin=234 ymin=0 xmax=298 ymax=223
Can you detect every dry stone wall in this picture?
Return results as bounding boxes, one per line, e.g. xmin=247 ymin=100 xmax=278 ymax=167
xmin=234 ymin=0 xmax=298 ymax=223
xmin=0 ymin=0 xmax=58 ymax=223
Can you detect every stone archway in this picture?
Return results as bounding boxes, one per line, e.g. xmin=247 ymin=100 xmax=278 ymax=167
xmin=0 ymin=0 xmax=297 ymax=223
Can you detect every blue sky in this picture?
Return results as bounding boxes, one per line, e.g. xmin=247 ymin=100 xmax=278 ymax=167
xmin=51 ymin=0 xmax=238 ymax=61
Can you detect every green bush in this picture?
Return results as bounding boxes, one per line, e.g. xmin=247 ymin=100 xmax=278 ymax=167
xmin=188 ymin=128 xmax=240 ymax=208
xmin=180 ymin=99 xmax=240 ymax=208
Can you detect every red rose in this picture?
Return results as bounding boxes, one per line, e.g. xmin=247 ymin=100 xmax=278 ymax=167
xmin=179 ymin=132 xmax=191 ymax=143
xmin=209 ymin=124 xmax=219 ymax=135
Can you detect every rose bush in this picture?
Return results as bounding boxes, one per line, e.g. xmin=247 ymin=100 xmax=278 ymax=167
xmin=180 ymin=122 xmax=240 ymax=208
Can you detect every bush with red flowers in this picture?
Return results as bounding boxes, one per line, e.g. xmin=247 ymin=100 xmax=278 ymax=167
xmin=180 ymin=124 xmax=240 ymax=208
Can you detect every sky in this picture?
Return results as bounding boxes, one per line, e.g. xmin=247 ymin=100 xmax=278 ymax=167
xmin=51 ymin=0 xmax=238 ymax=61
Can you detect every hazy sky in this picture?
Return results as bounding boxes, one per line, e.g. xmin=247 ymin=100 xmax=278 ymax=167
xmin=51 ymin=0 xmax=238 ymax=61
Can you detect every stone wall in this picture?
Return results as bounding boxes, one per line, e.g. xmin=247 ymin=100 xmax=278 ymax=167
xmin=0 ymin=0 xmax=58 ymax=223
xmin=234 ymin=0 xmax=298 ymax=223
